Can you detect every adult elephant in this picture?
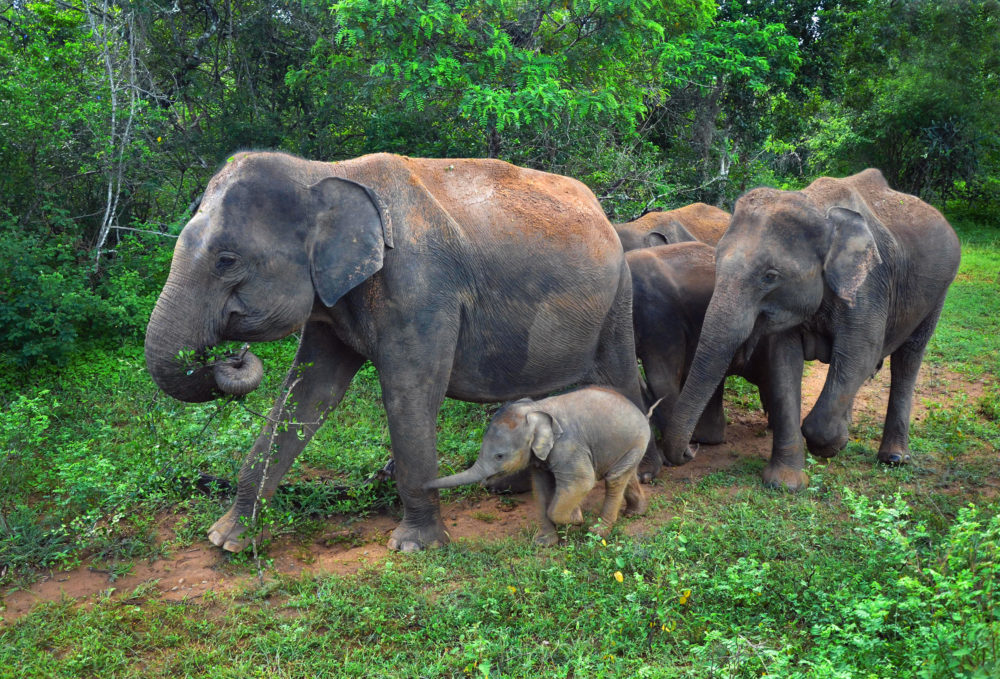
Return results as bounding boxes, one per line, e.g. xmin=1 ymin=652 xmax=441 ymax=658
xmin=615 ymin=203 xmax=730 ymax=251
xmin=628 ymin=242 xmax=771 ymax=451
xmin=661 ymin=169 xmax=960 ymax=489
xmin=145 ymin=151 xmax=648 ymax=553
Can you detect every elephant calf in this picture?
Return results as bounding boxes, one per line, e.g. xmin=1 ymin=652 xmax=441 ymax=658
xmin=426 ymin=387 xmax=650 ymax=545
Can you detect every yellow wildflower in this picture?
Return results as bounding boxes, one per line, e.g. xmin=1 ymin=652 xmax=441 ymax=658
xmin=614 ymin=571 xmax=624 ymax=583
xmin=508 ymin=586 xmax=517 ymax=594
xmin=679 ymin=588 xmax=691 ymax=605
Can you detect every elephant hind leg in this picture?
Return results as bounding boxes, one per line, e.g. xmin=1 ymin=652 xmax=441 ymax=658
xmin=592 ymin=471 xmax=631 ymax=537
xmin=878 ymin=299 xmax=945 ymax=465
xmin=622 ymin=473 xmax=648 ymax=517
xmin=595 ymin=446 xmax=647 ymax=534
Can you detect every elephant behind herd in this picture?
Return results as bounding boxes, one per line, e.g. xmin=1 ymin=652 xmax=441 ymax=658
xmin=145 ymin=153 xmax=959 ymax=551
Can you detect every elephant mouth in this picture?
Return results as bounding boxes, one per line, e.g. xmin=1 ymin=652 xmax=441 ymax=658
xmin=180 ymin=343 xmax=265 ymax=398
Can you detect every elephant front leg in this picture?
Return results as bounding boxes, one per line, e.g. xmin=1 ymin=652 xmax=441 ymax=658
xmin=531 ymin=468 xmax=560 ymax=547
xmin=379 ymin=363 xmax=454 ymax=553
xmin=546 ymin=469 xmax=594 ymax=530
xmin=801 ymin=327 xmax=885 ymax=461
xmin=760 ymin=334 xmax=809 ymax=491
xmin=209 ymin=323 xmax=364 ymax=552
xmin=692 ymin=383 xmax=727 ymax=444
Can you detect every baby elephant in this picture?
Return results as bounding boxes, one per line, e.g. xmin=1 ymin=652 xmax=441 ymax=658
xmin=425 ymin=387 xmax=651 ymax=545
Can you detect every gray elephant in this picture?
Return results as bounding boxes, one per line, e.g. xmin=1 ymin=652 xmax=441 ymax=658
xmin=145 ymin=151 xmax=650 ymax=553
xmin=662 ymin=169 xmax=961 ymax=490
xmin=615 ymin=203 xmax=730 ymax=251
xmin=426 ymin=387 xmax=650 ymax=545
xmin=627 ymin=242 xmax=772 ymax=458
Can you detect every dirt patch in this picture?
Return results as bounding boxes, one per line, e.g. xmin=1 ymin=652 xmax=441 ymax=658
xmin=2 ymin=360 xmax=993 ymax=624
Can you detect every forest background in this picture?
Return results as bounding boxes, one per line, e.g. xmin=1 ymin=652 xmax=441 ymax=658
xmin=2 ymin=3 xmax=1000 ymax=674
xmin=1 ymin=0 xmax=998 ymax=372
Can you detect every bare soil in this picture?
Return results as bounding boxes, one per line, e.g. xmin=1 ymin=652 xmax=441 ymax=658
xmin=2 ymin=362 xmax=992 ymax=624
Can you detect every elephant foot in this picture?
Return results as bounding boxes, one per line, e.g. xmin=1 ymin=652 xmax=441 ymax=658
xmin=807 ymin=440 xmax=846 ymax=459
xmin=877 ymin=449 xmax=911 ymax=465
xmin=691 ymin=430 xmax=725 ymax=446
xmin=803 ymin=419 xmax=849 ymax=459
xmin=386 ymin=519 xmax=450 ymax=553
xmin=534 ymin=530 xmax=560 ymax=547
xmin=623 ymin=493 xmax=648 ymax=517
xmin=761 ymin=463 xmax=809 ymax=492
xmin=691 ymin=414 xmax=726 ymax=445
xmin=589 ymin=521 xmax=612 ymax=539
xmin=208 ymin=506 xmax=254 ymax=553
xmin=637 ymin=459 xmax=662 ymax=484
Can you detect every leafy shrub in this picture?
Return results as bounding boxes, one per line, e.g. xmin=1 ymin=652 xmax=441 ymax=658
xmin=0 ymin=219 xmax=170 ymax=371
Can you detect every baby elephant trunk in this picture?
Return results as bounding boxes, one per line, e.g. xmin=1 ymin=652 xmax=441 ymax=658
xmin=424 ymin=461 xmax=490 ymax=490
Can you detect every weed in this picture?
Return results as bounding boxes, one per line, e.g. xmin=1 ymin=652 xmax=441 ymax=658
xmin=2 ymin=220 xmax=999 ymax=676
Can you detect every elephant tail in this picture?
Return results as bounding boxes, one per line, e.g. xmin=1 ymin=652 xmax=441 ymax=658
xmin=645 ymin=396 xmax=665 ymax=420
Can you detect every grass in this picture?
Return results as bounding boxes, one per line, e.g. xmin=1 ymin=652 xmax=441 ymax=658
xmin=2 ymin=218 xmax=999 ymax=676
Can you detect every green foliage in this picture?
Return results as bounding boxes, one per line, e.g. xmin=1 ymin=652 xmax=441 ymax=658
xmin=802 ymin=0 xmax=1000 ymax=206
xmin=924 ymin=219 xmax=1000 ymax=376
xmin=0 ymin=221 xmax=171 ymax=369
xmin=3 ymin=491 xmax=998 ymax=677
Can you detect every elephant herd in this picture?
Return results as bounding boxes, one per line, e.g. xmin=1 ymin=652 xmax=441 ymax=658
xmin=145 ymin=152 xmax=960 ymax=552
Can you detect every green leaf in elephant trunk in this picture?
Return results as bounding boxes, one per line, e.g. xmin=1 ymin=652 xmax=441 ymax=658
xmin=212 ymin=345 xmax=264 ymax=397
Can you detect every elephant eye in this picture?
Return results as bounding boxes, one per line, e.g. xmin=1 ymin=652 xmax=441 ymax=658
xmin=495 ymin=453 xmax=504 ymax=461
xmin=216 ymin=253 xmax=240 ymax=271
xmin=762 ymin=269 xmax=780 ymax=285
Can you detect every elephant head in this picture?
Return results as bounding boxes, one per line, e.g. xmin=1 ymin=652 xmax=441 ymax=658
xmin=615 ymin=217 xmax=696 ymax=251
xmin=145 ymin=152 xmax=389 ymax=402
xmin=662 ymin=190 xmax=881 ymax=464
xmin=425 ymin=400 xmax=564 ymax=489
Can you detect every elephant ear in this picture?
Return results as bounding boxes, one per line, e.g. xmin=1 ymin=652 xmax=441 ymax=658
xmin=648 ymin=220 xmax=695 ymax=247
xmin=823 ymin=206 xmax=881 ymax=307
xmin=309 ymin=176 xmax=392 ymax=308
xmin=526 ymin=410 xmax=564 ymax=461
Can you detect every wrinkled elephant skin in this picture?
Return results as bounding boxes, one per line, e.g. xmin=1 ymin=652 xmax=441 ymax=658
xmin=615 ymin=203 xmax=730 ymax=251
xmin=426 ymin=387 xmax=650 ymax=545
xmin=145 ymin=152 xmax=648 ymax=553
xmin=627 ymin=242 xmax=773 ymax=477
xmin=662 ymin=169 xmax=960 ymax=490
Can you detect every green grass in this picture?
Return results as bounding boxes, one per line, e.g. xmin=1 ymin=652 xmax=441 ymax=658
xmin=925 ymin=218 xmax=1000 ymax=376
xmin=2 ymin=218 xmax=999 ymax=676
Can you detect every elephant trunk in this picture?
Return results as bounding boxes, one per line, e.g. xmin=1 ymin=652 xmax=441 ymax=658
xmin=424 ymin=461 xmax=491 ymax=490
xmin=213 ymin=346 xmax=264 ymax=396
xmin=663 ymin=284 xmax=756 ymax=465
xmin=145 ymin=279 xmax=264 ymax=402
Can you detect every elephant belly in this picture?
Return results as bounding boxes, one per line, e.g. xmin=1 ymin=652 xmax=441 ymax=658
xmin=445 ymin=300 xmax=605 ymax=402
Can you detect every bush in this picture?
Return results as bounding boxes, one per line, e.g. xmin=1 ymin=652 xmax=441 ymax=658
xmin=0 ymin=218 xmax=170 ymax=372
